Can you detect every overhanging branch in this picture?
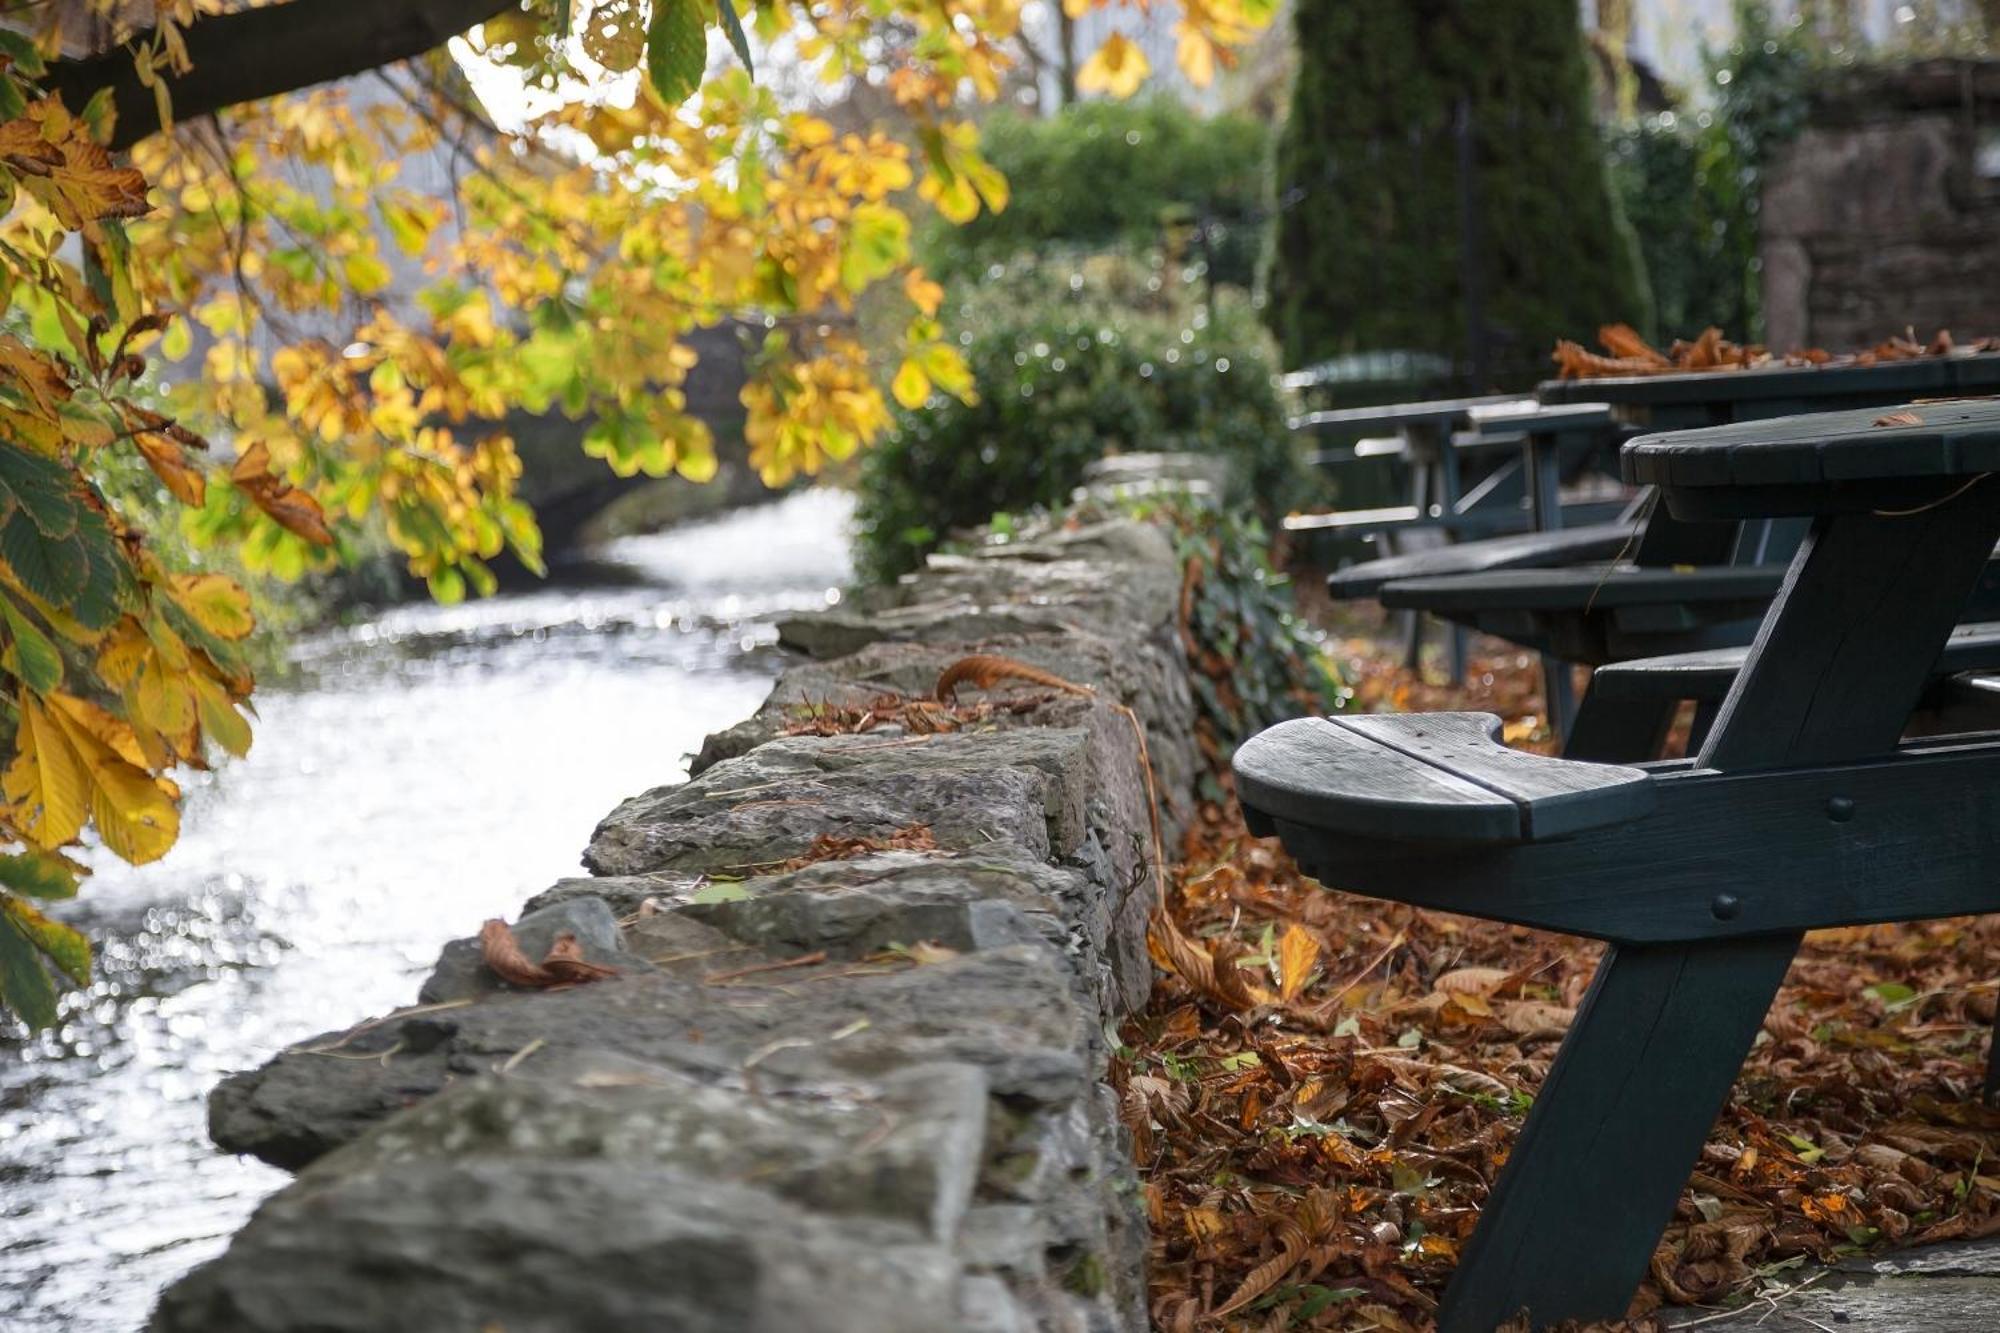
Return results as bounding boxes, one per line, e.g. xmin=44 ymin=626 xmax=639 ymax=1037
xmin=42 ymin=0 xmax=515 ymax=151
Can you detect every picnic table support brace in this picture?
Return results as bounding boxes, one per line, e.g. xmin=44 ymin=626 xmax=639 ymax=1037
xmin=1436 ymin=934 xmax=1800 ymax=1331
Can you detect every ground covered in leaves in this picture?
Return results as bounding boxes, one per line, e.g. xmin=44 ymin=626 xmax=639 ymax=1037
xmin=1123 ymin=635 xmax=2000 ymax=1331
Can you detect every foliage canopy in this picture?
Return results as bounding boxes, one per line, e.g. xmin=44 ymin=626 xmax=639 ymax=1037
xmin=0 ymin=0 xmax=1274 ymax=1026
xmin=853 ymin=253 xmax=1297 ymax=582
xmin=1265 ymin=0 xmax=1649 ymax=383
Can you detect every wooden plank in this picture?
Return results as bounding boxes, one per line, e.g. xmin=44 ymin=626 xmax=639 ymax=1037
xmin=1232 ymin=717 xmax=1519 ymax=843
xmin=1269 ymin=736 xmax=2000 ymax=943
xmin=1591 ymin=620 xmax=2000 ymax=704
xmin=1324 ymin=521 xmax=1641 ymax=600
xmin=1337 ymin=713 xmax=1656 ymax=839
xmin=1624 ymin=399 xmax=2000 ymax=492
xmin=1380 ymin=565 xmax=1782 ymax=613
xmin=1231 ymin=714 xmax=1654 ymax=845
xmin=1290 ymin=393 xmax=1524 ymax=433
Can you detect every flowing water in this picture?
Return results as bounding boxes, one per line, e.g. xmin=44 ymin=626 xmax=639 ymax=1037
xmin=0 ymin=489 xmax=855 ymax=1333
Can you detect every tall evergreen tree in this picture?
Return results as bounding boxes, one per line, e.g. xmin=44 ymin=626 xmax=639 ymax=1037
xmin=1265 ymin=0 xmax=1650 ymax=384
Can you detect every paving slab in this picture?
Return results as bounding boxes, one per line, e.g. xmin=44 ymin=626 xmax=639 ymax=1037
xmin=1665 ymin=1239 xmax=2000 ymax=1330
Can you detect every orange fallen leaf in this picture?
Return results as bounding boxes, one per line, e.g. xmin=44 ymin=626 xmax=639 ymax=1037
xmin=1276 ymin=922 xmax=1320 ymax=1002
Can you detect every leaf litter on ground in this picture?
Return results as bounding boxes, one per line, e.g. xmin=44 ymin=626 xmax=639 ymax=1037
xmin=1126 ymin=640 xmax=2000 ymax=1331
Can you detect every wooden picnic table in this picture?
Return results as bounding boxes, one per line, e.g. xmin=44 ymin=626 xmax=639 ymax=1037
xmin=1293 ymin=395 xmax=1627 ymax=681
xmin=1537 ymin=350 xmax=2000 ymax=427
xmin=1234 ymin=399 xmax=2000 ymax=1330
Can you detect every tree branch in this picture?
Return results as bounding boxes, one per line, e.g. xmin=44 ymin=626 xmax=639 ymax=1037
xmin=42 ymin=0 xmax=515 ymax=151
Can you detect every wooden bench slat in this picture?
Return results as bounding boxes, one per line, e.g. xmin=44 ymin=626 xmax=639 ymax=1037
xmin=1233 ymin=713 xmax=1655 ymax=845
xmin=1324 ymin=521 xmax=1641 ymax=600
xmin=1379 ymin=564 xmax=1782 ymax=612
xmin=1592 ymin=620 xmax=2000 ymax=702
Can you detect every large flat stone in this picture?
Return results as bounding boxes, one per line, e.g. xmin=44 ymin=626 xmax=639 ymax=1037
xmin=210 ymin=945 xmax=1096 ymax=1170
xmin=306 ymin=1049 xmax=990 ymax=1241
xmin=584 ymin=729 xmax=1094 ymax=878
xmin=151 ymin=1157 xmax=965 ymax=1333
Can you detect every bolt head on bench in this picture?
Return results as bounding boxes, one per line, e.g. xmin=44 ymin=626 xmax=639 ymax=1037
xmin=1234 ymin=713 xmax=1657 ymax=846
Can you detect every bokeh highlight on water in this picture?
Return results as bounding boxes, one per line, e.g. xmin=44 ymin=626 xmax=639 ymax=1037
xmin=0 ymin=489 xmax=855 ymax=1331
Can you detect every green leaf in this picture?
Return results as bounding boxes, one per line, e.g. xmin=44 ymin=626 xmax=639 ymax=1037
xmin=0 ymin=444 xmax=82 ymax=540
xmin=0 ymin=595 xmax=61 ymax=692
xmin=0 ymin=850 xmax=78 ymax=900
xmin=716 ymin=0 xmax=754 ymax=77
xmin=645 ymin=0 xmax=708 ymax=106
xmin=1292 ymin=1286 xmax=1364 ymax=1320
xmin=0 ymin=500 xmax=127 ymax=630
xmin=1865 ymin=981 xmax=1917 ymax=1007
xmin=690 ymin=881 xmax=750 ymax=904
xmin=0 ymin=909 xmax=58 ymax=1029
xmin=0 ymin=30 xmax=47 ymax=78
xmin=2 ymin=894 xmax=89 ymax=986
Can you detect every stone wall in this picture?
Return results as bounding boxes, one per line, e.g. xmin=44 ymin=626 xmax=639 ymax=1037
xmin=151 ymin=476 xmax=1208 ymax=1331
xmin=1762 ymin=59 xmax=2000 ymax=353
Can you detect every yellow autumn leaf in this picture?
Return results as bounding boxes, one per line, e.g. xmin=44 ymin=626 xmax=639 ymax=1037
xmin=44 ymin=694 xmax=178 ymax=864
xmin=1176 ymin=26 xmax=1218 ymax=86
xmin=48 ymin=692 xmax=154 ymax=772
xmin=891 ymin=358 xmax=930 ymax=409
xmin=903 ymin=268 xmax=944 ymax=317
xmin=134 ymin=432 xmax=206 ymax=507
xmin=1276 ymin=922 xmax=1320 ymax=1002
xmin=129 ymin=651 xmax=196 ymax=744
xmin=3 ymin=692 xmax=89 ymax=849
xmin=1077 ymin=33 xmax=1150 ymax=99
xmin=169 ymin=574 xmax=255 ymax=641
xmin=190 ymin=672 xmax=252 ymax=759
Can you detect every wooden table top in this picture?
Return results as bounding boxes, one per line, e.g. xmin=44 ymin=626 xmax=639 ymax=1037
xmin=1624 ymin=399 xmax=2000 ymax=486
xmin=1539 ymin=352 xmax=2000 ymax=409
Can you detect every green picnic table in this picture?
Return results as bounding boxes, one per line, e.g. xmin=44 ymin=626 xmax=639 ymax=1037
xmin=1235 ymin=399 xmax=2000 ymax=1331
xmin=1362 ymin=354 xmax=2000 ymax=735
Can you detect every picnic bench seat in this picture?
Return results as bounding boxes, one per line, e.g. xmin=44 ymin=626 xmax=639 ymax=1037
xmin=1324 ymin=518 xmax=1641 ymax=600
xmin=1568 ymin=621 xmax=2000 ymax=761
xmin=1378 ymin=564 xmax=1782 ymax=663
xmin=1235 ymin=400 xmax=2000 ymax=1330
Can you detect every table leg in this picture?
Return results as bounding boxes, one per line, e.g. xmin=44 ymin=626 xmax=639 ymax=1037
xmin=1400 ymin=454 xmax=1433 ymax=670
xmin=1438 ymin=934 xmax=1801 ymax=1331
xmin=1527 ymin=434 xmax=1561 ymax=533
xmin=1540 ymin=654 xmax=1575 ymax=742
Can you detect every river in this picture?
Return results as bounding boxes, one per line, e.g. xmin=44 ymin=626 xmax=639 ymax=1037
xmin=0 ymin=489 xmax=855 ymax=1332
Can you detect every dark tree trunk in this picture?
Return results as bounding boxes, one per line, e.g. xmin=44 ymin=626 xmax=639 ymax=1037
xmin=43 ymin=0 xmax=513 ymax=150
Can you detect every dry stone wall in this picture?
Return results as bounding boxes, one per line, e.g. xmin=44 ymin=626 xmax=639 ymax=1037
xmin=153 ymin=471 xmax=1210 ymax=1333
xmin=1762 ymin=59 xmax=2000 ymax=353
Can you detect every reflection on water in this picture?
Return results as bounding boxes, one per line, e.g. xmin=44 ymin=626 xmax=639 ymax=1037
xmin=0 ymin=489 xmax=854 ymax=1332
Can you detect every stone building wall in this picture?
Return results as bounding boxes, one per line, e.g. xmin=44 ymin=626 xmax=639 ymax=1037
xmin=1762 ymin=59 xmax=2000 ymax=353
xmin=150 ymin=462 xmax=1221 ymax=1332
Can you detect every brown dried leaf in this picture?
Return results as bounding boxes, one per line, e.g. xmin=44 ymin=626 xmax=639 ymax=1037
xmin=480 ymin=918 xmax=554 ymax=987
xmin=934 ymin=653 xmax=1089 ymax=703
xmin=1276 ymin=922 xmax=1320 ymax=1002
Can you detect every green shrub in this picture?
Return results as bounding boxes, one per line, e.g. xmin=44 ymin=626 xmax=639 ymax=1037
xmin=919 ymin=99 xmax=1271 ymax=289
xmin=854 ymin=254 xmax=1302 ymax=582
xmin=1607 ymin=3 xmax=1816 ymax=344
xmin=1265 ymin=0 xmax=1651 ymax=383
